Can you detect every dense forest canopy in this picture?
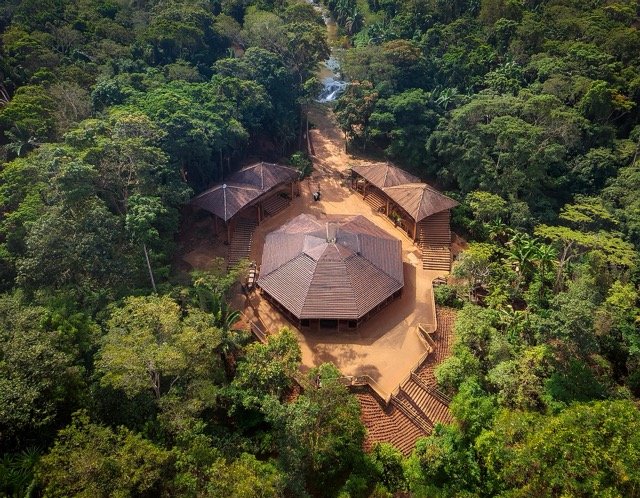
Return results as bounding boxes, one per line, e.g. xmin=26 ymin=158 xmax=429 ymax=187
xmin=0 ymin=0 xmax=639 ymax=496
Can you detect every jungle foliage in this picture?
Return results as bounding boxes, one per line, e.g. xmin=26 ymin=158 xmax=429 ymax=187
xmin=0 ymin=0 xmax=639 ymax=496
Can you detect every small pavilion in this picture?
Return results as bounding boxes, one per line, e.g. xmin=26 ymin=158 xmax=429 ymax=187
xmin=351 ymin=161 xmax=459 ymax=271
xmin=257 ymin=214 xmax=404 ymax=331
xmin=351 ymin=161 xmax=420 ymax=194
xmin=382 ymin=183 xmax=459 ymax=241
xmin=190 ymin=162 xmax=300 ymax=242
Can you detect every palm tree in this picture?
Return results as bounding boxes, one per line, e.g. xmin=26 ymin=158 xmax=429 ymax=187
xmin=486 ymin=218 xmax=512 ymax=245
xmin=507 ymin=233 xmax=539 ymax=279
xmin=534 ymin=242 xmax=557 ymax=295
xmin=210 ymin=290 xmax=248 ymax=378
xmin=435 ymin=87 xmax=460 ymax=111
xmin=5 ymin=126 xmax=40 ymax=157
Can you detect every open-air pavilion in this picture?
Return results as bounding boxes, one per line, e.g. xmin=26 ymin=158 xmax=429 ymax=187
xmin=351 ymin=161 xmax=420 ymax=192
xmin=257 ymin=213 xmax=404 ymax=331
xmin=382 ymin=183 xmax=459 ymax=241
xmin=190 ymin=162 xmax=300 ymax=242
xmin=350 ymin=161 xmax=459 ymax=270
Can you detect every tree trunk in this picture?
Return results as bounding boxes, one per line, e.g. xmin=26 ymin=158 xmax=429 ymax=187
xmin=143 ymin=243 xmax=157 ymax=293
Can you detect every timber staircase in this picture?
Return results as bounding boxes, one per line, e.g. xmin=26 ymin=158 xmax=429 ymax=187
xmin=228 ymin=218 xmax=257 ymax=268
xmin=418 ymin=210 xmax=452 ymax=271
xmin=393 ymin=374 xmax=452 ymax=430
xmin=364 ymin=190 xmax=386 ymax=213
xmin=262 ymin=193 xmax=290 ymax=217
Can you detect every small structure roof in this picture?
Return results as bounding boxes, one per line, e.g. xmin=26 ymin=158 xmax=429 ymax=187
xmin=258 ymin=214 xmax=404 ymax=321
xmin=383 ymin=183 xmax=459 ymax=223
xmin=351 ymin=162 xmax=420 ymax=189
xmin=229 ymin=162 xmax=299 ymax=191
xmin=191 ymin=162 xmax=298 ymax=222
xmin=191 ymin=182 xmax=262 ymax=222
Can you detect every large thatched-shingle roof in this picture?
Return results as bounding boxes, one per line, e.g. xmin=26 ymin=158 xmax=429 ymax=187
xmin=351 ymin=162 xmax=420 ymax=189
xmin=258 ymin=214 xmax=403 ymax=321
xmin=383 ymin=183 xmax=459 ymax=223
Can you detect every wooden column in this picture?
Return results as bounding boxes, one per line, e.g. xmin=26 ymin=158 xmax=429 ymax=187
xmin=226 ymin=222 xmax=231 ymax=244
xmin=385 ymin=199 xmax=389 ymax=216
xmin=412 ymin=220 xmax=417 ymax=241
xmin=256 ymin=205 xmax=261 ymax=224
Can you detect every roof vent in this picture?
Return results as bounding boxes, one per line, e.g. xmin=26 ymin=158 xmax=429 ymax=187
xmin=326 ymin=222 xmax=337 ymax=243
xmin=222 ymin=183 xmax=227 ymax=188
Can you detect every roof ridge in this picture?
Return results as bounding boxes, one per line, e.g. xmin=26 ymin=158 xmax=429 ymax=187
xmin=302 ymin=253 xmax=356 ymax=317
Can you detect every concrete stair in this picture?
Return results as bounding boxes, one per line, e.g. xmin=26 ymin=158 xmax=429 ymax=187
xmin=228 ymin=218 xmax=257 ymax=268
xmin=418 ymin=211 xmax=452 ymax=271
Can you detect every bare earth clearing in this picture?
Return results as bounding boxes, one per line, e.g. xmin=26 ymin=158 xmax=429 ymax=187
xmin=181 ymin=103 xmax=451 ymax=396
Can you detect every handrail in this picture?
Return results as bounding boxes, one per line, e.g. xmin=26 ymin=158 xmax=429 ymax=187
xmin=240 ymin=277 xmax=447 ymax=412
xmin=410 ymin=372 xmax=452 ymax=405
xmin=390 ymin=396 xmax=433 ymax=432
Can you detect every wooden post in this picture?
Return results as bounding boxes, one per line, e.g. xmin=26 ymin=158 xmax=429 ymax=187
xmin=363 ymin=181 xmax=367 ymax=198
xmin=412 ymin=220 xmax=417 ymax=241
xmin=226 ymin=222 xmax=231 ymax=244
xmin=385 ymin=199 xmax=389 ymax=216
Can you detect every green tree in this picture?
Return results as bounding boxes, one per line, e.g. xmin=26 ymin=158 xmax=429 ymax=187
xmin=0 ymin=85 xmax=56 ymax=155
xmin=232 ymin=328 xmax=301 ymax=407
xmin=96 ymin=295 xmax=222 ymax=401
xmin=477 ymin=401 xmax=640 ymax=497
xmin=0 ymin=294 xmax=83 ymax=447
xmin=263 ymin=363 xmax=366 ymax=497
xmin=37 ymin=412 xmax=172 ymax=497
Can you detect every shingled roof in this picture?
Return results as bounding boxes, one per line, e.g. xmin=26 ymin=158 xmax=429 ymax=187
xmin=191 ymin=162 xmax=299 ymax=222
xmin=191 ymin=182 xmax=262 ymax=222
xmin=229 ymin=162 xmax=299 ymax=190
xmin=383 ymin=183 xmax=459 ymax=223
xmin=351 ymin=162 xmax=420 ymax=189
xmin=258 ymin=214 xmax=404 ymax=321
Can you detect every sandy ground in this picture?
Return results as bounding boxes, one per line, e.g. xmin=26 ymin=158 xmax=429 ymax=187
xmin=181 ymin=104 xmax=449 ymax=395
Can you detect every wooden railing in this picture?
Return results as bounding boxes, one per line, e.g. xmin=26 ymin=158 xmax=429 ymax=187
xmin=240 ymin=277 xmax=448 ymax=410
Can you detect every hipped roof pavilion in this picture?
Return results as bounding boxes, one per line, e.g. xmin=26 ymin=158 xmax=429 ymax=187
xmin=191 ymin=163 xmax=300 ymax=241
xmin=258 ymin=214 xmax=404 ymax=325
xmin=383 ymin=183 xmax=459 ymax=224
xmin=230 ymin=162 xmax=299 ymax=192
xmin=351 ymin=162 xmax=420 ymax=189
xmin=191 ymin=182 xmax=262 ymax=223
xmin=351 ymin=162 xmax=459 ymax=244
